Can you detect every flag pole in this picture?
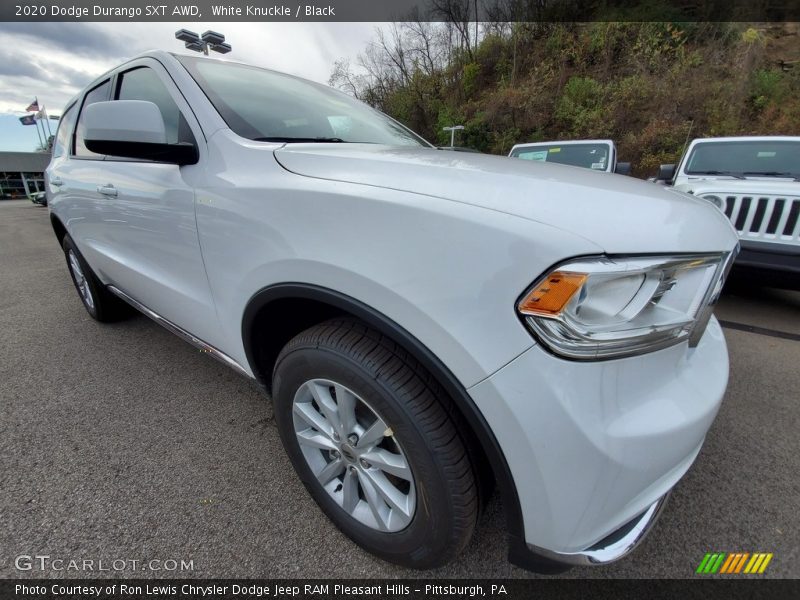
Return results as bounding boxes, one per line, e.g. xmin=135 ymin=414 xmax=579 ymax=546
xmin=30 ymin=115 xmax=44 ymax=147
xmin=35 ymin=114 xmax=46 ymax=148
xmin=42 ymin=106 xmax=52 ymax=137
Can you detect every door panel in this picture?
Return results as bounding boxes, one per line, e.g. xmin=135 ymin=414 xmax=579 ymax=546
xmin=87 ymin=160 xmax=222 ymax=346
xmin=60 ymin=59 xmax=224 ymax=350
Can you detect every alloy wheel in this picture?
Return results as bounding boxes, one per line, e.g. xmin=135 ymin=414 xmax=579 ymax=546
xmin=67 ymin=250 xmax=95 ymax=310
xmin=292 ymin=378 xmax=416 ymax=532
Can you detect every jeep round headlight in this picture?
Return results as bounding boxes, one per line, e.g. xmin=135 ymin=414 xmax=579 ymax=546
xmin=517 ymin=254 xmax=733 ymax=359
xmin=702 ymin=194 xmax=725 ymax=210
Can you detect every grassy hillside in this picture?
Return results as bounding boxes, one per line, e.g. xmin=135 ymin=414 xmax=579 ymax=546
xmin=332 ymin=22 xmax=800 ymax=177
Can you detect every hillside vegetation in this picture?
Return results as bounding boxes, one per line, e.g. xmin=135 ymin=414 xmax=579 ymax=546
xmin=331 ymin=21 xmax=800 ymax=177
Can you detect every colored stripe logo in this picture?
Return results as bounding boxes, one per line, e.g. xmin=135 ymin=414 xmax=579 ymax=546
xmin=696 ymin=552 xmax=773 ymax=574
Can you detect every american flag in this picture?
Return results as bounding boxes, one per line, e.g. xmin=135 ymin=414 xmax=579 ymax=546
xmin=25 ymin=98 xmax=39 ymax=112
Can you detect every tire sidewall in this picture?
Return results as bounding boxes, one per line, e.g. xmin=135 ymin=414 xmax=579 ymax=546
xmin=273 ymin=345 xmax=460 ymax=567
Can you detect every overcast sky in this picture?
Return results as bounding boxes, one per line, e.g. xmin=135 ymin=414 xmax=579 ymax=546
xmin=0 ymin=22 xmax=380 ymax=151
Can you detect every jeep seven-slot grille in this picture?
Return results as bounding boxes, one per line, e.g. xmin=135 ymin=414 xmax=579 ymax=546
xmin=707 ymin=194 xmax=800 ymax=244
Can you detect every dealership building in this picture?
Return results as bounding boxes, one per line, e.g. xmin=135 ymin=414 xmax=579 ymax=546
xmin=0 ymin=151 xmax=51 ymax=200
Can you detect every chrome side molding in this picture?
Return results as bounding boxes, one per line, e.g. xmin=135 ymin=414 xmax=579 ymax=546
xmin=107 ymin=285 xmax=253 ymax=380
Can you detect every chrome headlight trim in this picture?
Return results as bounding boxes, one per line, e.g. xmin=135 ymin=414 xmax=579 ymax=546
xmin=517 ymin=251 xmax=737 ymax=360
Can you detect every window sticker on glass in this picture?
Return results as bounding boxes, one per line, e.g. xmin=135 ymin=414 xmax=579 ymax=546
xmin=520 ymin=150 xmax=549 ymax=161
xmin=757 ymin=151 xmax=777 ymax=158
xmin=591 ymin=162 xmax=605 ymax=170
xmin=549 ymin=148 xmax=561 ymax=153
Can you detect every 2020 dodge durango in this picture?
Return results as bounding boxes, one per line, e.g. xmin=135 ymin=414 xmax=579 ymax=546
xmin=46 ymin=51 xmax=740 ymax=572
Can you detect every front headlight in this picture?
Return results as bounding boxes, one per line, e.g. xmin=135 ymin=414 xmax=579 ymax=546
xmin=701 ymin=194 xmax=725 ymax=210
xmin=517 ymin=253 xmax=734 ymax=359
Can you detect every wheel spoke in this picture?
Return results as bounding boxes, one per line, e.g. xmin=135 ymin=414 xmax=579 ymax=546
xmin=293 ymin=402 xmax=334 ymax=438
xmin=296 ymin=428 xmax=337 ymax=451
xmin=342 ymin=468 xmax=359 ymax=513
xmin=334 ymin=384 xmax=357 ymax=436
xmin=69 ymin=254 xmax=81 ymax=278
xmin=363 ymin=469 xmax=412 ymax=518
xmin=357 ymin=470 xmax=388 ymax=530
xmin=307 ymin=382 xmax=342 ymax=435
xmin=316 ymin=458 xmax=344 ymax=485
xmin=357 ymin=417 xmax=388 ymax=449
xmin=362 ymin=448 xmax=412 ymax=481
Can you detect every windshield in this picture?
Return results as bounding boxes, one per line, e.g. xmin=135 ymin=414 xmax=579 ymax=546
xmin=509 ymin=143 xmax=611 ymax=171
xmin=176 ymin=55 xmax=429 ymax=146
xmin=685 ymin=140 xmax=800 ymax=177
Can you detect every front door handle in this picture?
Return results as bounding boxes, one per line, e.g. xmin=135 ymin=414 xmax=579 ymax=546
xmin=50 ymin=176 xmax=63 ymax=187
xmin=97 ymin=184 xmax=117 ymax=197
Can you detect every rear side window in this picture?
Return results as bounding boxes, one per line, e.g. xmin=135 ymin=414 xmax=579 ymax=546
xmin=52 ymin=103 xmax=76 ymax=158
xmin=74 ymin=80 xmax=111 ymax=158
xmin=116 ymin=67 xmax=193 ymax=145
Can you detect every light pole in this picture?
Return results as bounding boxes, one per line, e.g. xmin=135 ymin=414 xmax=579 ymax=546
xmin=175 ymin=29 xmax=232 ymax=55
xmin=442 ymin=125 xmax=464 ymax=148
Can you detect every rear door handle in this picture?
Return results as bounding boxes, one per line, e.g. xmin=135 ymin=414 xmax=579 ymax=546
xmin=50 ymin=176 xmax=63 ymax=187
xmin=97 ymin=184 xmax=117 ymax=197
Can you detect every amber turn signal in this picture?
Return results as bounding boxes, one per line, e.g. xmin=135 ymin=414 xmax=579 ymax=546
xmin=518 ymin=271 xmax=587 ymax=316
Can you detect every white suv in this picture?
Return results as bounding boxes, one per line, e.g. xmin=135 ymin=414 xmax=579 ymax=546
xmin=655 ymin=136 xmax=799 ymax=289
xmin=47 ymin=51 xmax=739 ymax=572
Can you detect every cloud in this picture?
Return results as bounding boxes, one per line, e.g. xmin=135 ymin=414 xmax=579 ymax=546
xmin=0 ymin=22 xmax=383 ymax=116
xmin=0 ymin=46 xmax=98 ymax=90
xmin=3 ymin=22 xmax=132 ymax=58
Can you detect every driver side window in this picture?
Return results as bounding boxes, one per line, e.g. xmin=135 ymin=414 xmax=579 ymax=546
xmin=115 ymin=67 xmax=195 ymax=145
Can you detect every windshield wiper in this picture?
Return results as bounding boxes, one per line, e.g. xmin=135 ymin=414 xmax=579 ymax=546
xmin=742 ymin=171 xmax=800 ymax=181
xmin=689 ymin=170 xmax=746 ymax=179
xmin=254 ymin=137 xmax=345 ymax=143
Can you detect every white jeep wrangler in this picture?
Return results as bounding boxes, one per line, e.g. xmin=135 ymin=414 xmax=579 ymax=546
xmin=656 ymin=136 xmax=799 ymax=289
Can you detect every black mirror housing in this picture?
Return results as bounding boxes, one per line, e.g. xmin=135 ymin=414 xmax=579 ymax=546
xmin=614 ymin=162 xmax=632 ymax=176
xmin=84 ymin=139 xmax=199 ymax=166
xmin=657 ymin=163 xmax=676 ymax=183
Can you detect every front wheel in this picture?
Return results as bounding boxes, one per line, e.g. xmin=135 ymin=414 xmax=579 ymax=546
xmin=272 ymin=319 xmax=478 ymax=569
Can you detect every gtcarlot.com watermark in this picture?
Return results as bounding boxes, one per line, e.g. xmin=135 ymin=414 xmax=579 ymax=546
xmin=15 ymin=554 xmax=194 ymax=572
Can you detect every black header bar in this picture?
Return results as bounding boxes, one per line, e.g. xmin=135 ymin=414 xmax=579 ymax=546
xmin=2 ymin=0 xmax=800 ymax=22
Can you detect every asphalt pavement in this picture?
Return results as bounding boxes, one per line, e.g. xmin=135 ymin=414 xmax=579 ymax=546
xmin=1 ymin=199 xmax=798 ymax=579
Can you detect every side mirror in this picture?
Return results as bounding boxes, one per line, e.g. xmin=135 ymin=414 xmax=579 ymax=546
xmin=614 ymin=162 xmax=631 ymax=176
xmin=656 ymin=163 xmax=676 ymax=183
xmin=82 ymin=100 xmax=198 ymax=165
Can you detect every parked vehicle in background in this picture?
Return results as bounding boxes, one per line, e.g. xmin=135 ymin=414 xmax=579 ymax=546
xmin=509 ymin=139 xmax=631 ymax=175
xmin=655 ymin=136 xmax=799 ymax=289
xmin=47 ymin=51 xmax=739 ymax=573
xmin=438 ymin=146 xmax=482 ymax=153
xmin=30 ymin=191 xmax=47 ymax=206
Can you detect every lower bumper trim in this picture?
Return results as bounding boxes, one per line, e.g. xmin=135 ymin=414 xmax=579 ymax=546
xmin=527 ymin=493 xmax=670 ymax=566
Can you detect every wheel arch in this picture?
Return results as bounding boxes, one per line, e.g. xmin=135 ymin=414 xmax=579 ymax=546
xmin=51 ymin=213 xmax=67 ymax=246
xmin=241 ymin=282 xmax=539 ymax=569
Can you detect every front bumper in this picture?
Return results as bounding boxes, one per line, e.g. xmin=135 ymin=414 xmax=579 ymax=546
xmin=469 ymin=316 xmax=729 ymax=565
xmin=529 ymin=493 xmax=670 ymax=566
xmin=733 ymin=240 xmax=799 ymax=288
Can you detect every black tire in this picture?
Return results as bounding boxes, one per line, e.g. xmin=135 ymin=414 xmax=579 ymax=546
xmin=62 ymin=234 xmax=130 ymax=322
xmin=272 ymin=318 xmax=479 ymax=569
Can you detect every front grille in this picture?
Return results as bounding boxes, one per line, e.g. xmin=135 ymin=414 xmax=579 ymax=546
xmin=707 ymin=194 xmax=800 ymax=245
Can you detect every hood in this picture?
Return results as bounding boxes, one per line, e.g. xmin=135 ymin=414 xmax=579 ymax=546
xmin=676 ymin=178 xmax=800 ymax=196
xmin=274 ymin=144 xmax=739 ymax=254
